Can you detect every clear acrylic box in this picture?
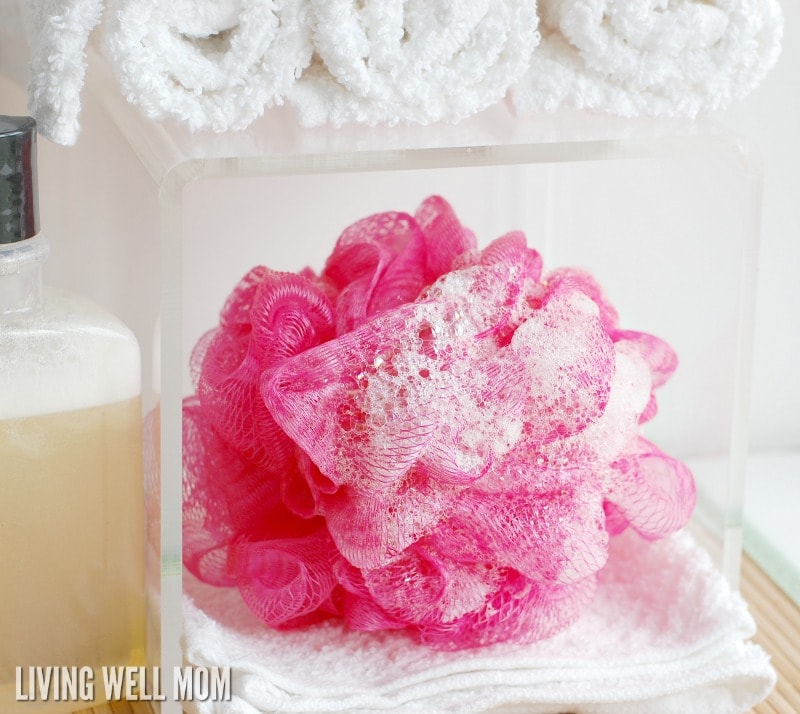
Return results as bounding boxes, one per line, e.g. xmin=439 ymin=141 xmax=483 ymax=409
xmin=80 ymin=54 xmax=763 ymax=713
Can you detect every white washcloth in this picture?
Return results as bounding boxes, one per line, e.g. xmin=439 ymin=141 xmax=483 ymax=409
xmin=101 ymin=0 xmax=312 ymax=133
xmin=20 ymin=0 xmax=104 ymax=145
xmin=288 ymin=0 xmax=539 ymax=128
xmin=182 ymin=529 xmax=774 ymax=714
xmin=511 ymin=0 xmax=784 ymax=118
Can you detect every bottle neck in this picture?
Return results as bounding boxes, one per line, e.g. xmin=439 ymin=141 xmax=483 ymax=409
xmin=0 ymin=234 xmax=49 ymax=314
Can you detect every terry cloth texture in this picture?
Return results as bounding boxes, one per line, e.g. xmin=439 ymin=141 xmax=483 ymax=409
xmin=182 ymin=529 xmax=775 ymax=714
xmin=10 ymin=0 xmax=784 ymax=144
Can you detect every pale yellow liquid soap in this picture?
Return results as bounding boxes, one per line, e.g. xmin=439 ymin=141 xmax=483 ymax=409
xmin=0 ymin=399 xmax=145 ymax=697
xmin=0 ymin=299 xmax=147 ymax=714
xmin=0 ymin=286 xmax=146 ymax=714
xmin=1 ymin=116 xmax=147 ymax=713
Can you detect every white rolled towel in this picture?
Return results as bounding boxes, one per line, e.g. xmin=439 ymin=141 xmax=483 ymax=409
xmin=289 ymin=0 xmax=539 ymax=127
xmin=22 ymin=0 xmax=105 ymax=145
xmin=511 ymin=0 xmax=784 ymax=118
xmin=101 ymin=0 xmax=313 ymax=132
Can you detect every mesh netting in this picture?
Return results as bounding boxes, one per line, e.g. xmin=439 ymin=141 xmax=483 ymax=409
xmin=183 ymin=195 xmax=695 ymax=649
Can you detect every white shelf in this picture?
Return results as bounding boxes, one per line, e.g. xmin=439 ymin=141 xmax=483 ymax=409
xmin=86 ymin=49 xmax=759 ymax=187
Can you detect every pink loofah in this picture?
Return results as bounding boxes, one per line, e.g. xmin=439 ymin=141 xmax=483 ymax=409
xmin=182 ymin=195 xmax=696 ymax=650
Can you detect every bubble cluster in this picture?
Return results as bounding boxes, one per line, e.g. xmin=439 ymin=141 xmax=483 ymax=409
xmin=182 ymin=196 xmax=695 ymax=649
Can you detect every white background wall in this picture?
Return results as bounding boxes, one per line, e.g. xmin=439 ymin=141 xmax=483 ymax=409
xmin=717 ymin=0 xmax=800 ymax=451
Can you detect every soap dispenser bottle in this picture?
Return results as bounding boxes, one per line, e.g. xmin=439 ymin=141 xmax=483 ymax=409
xmin=0 ymin=116 xmax=145 ymax=712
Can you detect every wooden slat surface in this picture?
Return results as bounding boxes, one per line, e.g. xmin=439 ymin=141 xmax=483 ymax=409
xmin=81 ymin=703 xmax=153 ymax=714
xmin=79 ymin=555 xmax=799 ymax=714
xmin=742 ymin=555 xmax=800 ymax=713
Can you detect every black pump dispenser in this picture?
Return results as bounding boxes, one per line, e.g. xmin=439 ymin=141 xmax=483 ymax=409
xmin=0 ymin=115 xmax=39 ymax=244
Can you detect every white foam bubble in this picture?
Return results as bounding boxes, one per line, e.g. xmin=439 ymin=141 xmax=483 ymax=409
xmin=1 ymin=288 xmax=141 ymax=420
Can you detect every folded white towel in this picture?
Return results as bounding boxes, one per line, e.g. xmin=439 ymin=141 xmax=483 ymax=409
xmin=182 ymin=529 xmax=774 ymax=714
xmin=288 ymin=0 xmax=539 ymax=128
xmin=22 ymin=0 xmax=104 ymax=145
xmin=101 ymin=0 xmax=313 ymax=133
xmin=511 ymin=0 xmax=784 ymax=118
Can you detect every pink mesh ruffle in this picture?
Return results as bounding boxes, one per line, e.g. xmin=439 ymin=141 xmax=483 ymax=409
xmin=183 ymin=195 xmax=696 ymax=650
